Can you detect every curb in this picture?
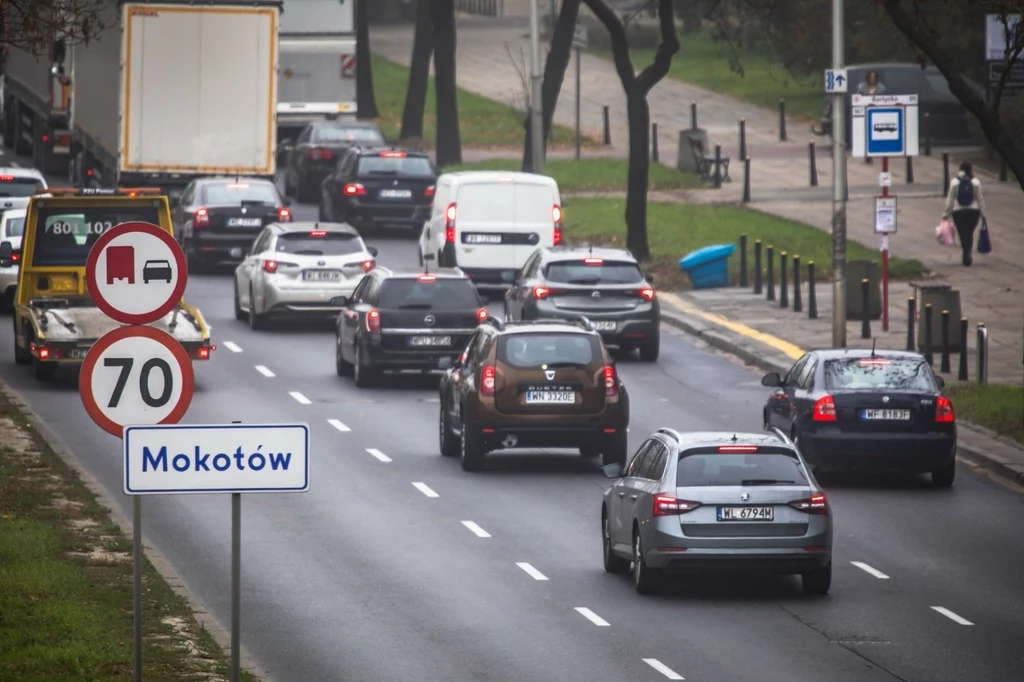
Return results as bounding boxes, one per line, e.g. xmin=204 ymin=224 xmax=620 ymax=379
xmin=0 ymin=380 xmax=268 ymax=682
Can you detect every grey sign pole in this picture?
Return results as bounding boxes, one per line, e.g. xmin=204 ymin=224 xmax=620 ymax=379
xmin=133 ymin=496 xmax=143 ymax=680
xmin=575 ymin=47 xmax=581 ymax=160
xmin=231 ymin=492 xmax=241 ymax=682
xmin=830 ymin=0 xmax=848 ymax=348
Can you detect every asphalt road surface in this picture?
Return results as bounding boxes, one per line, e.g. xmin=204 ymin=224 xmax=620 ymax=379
xmin=4 ymin=151 xmax=1024 ymax=682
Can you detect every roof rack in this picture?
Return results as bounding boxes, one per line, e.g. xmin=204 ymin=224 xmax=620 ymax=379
xmin=37 ymin=187 xmax=162 ymax=198
xmin=656 ymin=428 xmax=683 ymax=442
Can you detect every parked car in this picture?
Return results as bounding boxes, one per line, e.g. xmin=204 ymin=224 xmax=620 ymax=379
xmin=281 ymin=120 xmax=386 ymax=202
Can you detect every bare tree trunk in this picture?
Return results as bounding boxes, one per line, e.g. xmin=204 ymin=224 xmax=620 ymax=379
xmin=432 ymin=0 xmax=462 ymax=166
xmin=355 ymin=0 xmax=379 ymax=118
xmin=401 ymin=0 xmax=435 ymax=140
xmin=522 ymin=0 xmax=582 ymax=171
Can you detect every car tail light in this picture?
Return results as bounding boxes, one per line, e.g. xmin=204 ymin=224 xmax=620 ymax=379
xmin=194 ymin=207 xmax=210 ymax=228
xmin=424 ymin=185 xmax=435 ymax=198
xmin=0 ymin=175 xmax=13 ymax=181
xmin=418 ymin=274 xmax=437 ymax=282
xmin=262 ymin=259 xmax=279 ymax=273
xmin=445 ymin=202 xmax=457 ymax=242
xmin=603 ymin=365 xmax=617 ymax=397
xmin=445 ymin=226 xmax=455 ymax=243
xmin=362 ymin=259 xmax=375 ymax=272
xmin=476 ymin=308 xmax=488 ymax=322
xmin=789 ymin=492 xmax=829 ymax=515
xmin=197 ymin=347 xmax=210 ymax=360
xmin=366 ymin=308 xmax=381 ymax=333
xmin=37 ymin=346 xmax=50 ymax=360
xmin=380 ymin=150 xmax=407 ymax=157
xmin=718 ymin=445 xmax=759 ymax=453
xmin=308 ymin=147 xmax=333 ymax=160
xmin=858 ymin=358 xmax=891 ymax=366
xmin=481 ymin=365 xmax=496 ymax=397
xmin=552 ymin=205 xmax=563 ymax=245
xmin=638 ymin=286 xmax=655 ymax=302
xmin=277 ymin=206 xmax=292 ymax=222
xmin=310 ymin=230 xmax=327 ymax=237
xmin=11 ymin=253 xmax=19 ymax=262
xmin=654 ymin=494 xmax=701 ymax=516
xmin=583 ymin=257 xmax=603 ymax=265
xmin=935 ymin=395 xmax=955 ymax=423
xmin=343 ymin=183 xmax=366 ymax=196
xmin=813 ymin=394 xmax=837 ymax=421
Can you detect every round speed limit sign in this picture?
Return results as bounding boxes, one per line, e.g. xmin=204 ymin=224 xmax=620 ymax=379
xmin=80 ymin=326 xmax=194 ymax=437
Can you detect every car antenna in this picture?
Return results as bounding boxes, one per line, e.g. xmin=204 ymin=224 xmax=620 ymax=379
xmin=731 ymin=433 xmax=738 ymax=442
xmin=870 ymin=338 xmax=877 ymax=358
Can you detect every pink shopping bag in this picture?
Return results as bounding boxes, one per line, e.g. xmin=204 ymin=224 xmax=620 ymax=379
xmin=935 ymin=218 xmax=955 ymax=246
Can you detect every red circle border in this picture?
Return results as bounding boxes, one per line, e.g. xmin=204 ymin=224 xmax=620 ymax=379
xmin=84 ymin=221 xmax=188 ymax=325
xmin=79 ymin=325 xmax=195 ymax=438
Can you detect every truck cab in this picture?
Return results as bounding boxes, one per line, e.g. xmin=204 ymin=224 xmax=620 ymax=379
xmin=3 ymin=187 xmax=214 ymax=381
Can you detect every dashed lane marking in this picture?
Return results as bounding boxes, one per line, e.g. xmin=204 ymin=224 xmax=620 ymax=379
xmin=574 ymin=607 xmax=610 ymax=626
xmin=931 ymin=606 xmax=973 ymax=625
xmin=412 ymin=482 xmax=439 ymax=498
xmin=851 ymin=561 xmax=890 ymax=579
xmin=223 ymin=341 xmax=243 ymax=353
xmin=289 ymin=391 xmax=311 ymax=405
xmin=516 ymin=562 xmax=548 ymax=581
xmin=328 ymin=419 xmax=351 ymax=432
xmin=461 ymin=521 xmax=491 ymax=538
xmin=255 ymin=365 xmax=275 ymax=377
xmin=366 ymin=448 xmax=392 ymax=463
xmin=643 ymin=659 xmax=685 ymax=680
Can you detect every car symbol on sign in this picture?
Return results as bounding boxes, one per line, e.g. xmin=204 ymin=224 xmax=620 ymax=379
xmin=143 ymin=259 xmax=173 ymax=284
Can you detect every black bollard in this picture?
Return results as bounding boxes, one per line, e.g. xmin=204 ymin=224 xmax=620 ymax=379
xmin=739 ymin=234 xmax=748 ymax=288
xmin=792 ymin=255 xmax=802 ymax=313
xmin=739 ymin=119 xmax=746 ymax=161
xmin=906 ymin=297 xmax=916 ymax=351
xmin=743 ymin=157 xmax=751 ymax=203
xmin=753 ymin=240 xmax=763 ymax=294
xmin=906 ymin=156 xmax=914 ymax=184
xmin=714 ymin=144 xmax=723 ymax=188
xmin=651 ymin=122 xmax=659 ymax=163
xmin=766 ymin=245 xmax=775 ymax=301
xmin=779 ymin=99 xmax=787 ymax=141
xmin=807 ymin=261 xmax=818 ymax=319
xmin=602 ymin=106 xmax=611 ymax=145
xmin=976 ymin=322 xmax=987 ymax=384
xmin=809 ymin=142 xmax=818 ymax=186
xmin=861 ymin=279 xmax=871 ymax=339
xmin=940 ymin=309 xmax=951 ymax=373
xmin=942 ymin=151 xmax=950 ymax=195
xmin=1000 ymin=158 xmax=1008 ymax=182
xmin=924 ymin=304 xmax=934 ymax=366
xmin=690 ymin=101 xmax=698 ymax=130
xmin=923 ymin=113 xmax=932 ymax=156
xmin=958 ymin=317 xmax=969 ymax=381
xmin=779 ymin=252 xmax=789 ymax=308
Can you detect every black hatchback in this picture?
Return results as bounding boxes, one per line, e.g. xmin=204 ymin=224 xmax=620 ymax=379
xmin=761 ymin=348 xmax=957 ymax=487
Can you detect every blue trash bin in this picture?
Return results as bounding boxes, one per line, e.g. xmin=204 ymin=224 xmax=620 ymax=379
xmin=679 ymin=244 xmax=737 ymax=289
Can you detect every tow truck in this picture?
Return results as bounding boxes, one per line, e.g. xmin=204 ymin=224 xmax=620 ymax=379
xmin=2 ymin=187 xmax=215 ymax=381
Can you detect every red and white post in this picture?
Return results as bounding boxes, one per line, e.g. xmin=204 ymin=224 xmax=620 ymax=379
xmin=881 ymin=156 xmax=890 ymax=332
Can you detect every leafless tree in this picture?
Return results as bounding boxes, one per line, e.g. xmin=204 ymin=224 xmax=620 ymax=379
xmin=1 ymin=0 xmax=111 ymax=55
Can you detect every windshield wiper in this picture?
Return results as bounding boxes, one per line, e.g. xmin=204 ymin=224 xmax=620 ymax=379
xmin=566 ymin=278 xmax=602 ymax=285
xmin=740 ymin=479 xmax=797 ymax=486
xmin=367 ymin=170 xmax=398 ymax=175
xmin=543 ymin=361 xmax=586 ymax=369
xmin=294 ymin=250 xmax=323 ymax=255
xmin=398 ymin=303 xmax=432 ymax=309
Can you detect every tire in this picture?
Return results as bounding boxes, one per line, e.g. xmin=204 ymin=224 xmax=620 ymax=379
xmin=335 ymin=336 xmax=353 ymax=376
xmin=801 ymin=560 xmax=832 ymax=595
xmin=579 ymin=444 xmax=602 ymax=458
xmin=459 ymin=414 xmax=485 ymax=471
xmin=602 ymin=511 xmax=629 ymax=574
xmin=638 ymin=332 xmax=660 ymax=362
xmin=248 ymin=288 xmax=267 ymax=330
xmin=34 ymin=358 xmax=57 ymax=382
xmin=931 ymin=461 xmax=956 ymax=488
xmin=438 ymin=405 xmax=459 ymax=457
xmin=233 ymin=282 xmax=246 ymax=322
xmin=602 ymin=431 xmax=628 ymax=467
xmin=353 ymin=343 xmax=376 ymax=388
xmin=632 ymin=531 xmax=660 ymax=595
xmin=13 ymin=318 xmax=31 ymax=365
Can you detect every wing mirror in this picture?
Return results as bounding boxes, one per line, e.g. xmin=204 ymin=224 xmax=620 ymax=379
xmin=602 ymin=462 xmax=623 ymax=479
xmin=0 ymin=241 xmax=12 ymax=264
xmin=644 ymin=271 xmax=656 ymax=283
xmin=282 ymin=197 xmax=293 ymax=207
xmin=367 ymin=246 xmax=378 ymax=257
xmin=761 ymin=372 xmax=782 ymax=387
xmin=935 ymin=375 xmax=945 ymax=389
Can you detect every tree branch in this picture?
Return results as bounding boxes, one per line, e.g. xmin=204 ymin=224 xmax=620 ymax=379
xmin=636 ymin=0 xmax=680 ymax=94
xmin=1 ymin=0 xmax=112 ymax=56
xmin=582 ymin=0 xmax=637 ymax=88
xmin=991 ymin=11 xmax=1024 ymax=112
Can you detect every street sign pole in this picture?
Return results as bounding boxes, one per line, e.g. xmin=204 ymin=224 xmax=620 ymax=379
xmin=232 ymin=491 xmax=241 ymax=682
xmin=881 ymin=156 xmax=890 ymax=331
xmin=831 ymin=0 xmax=848 ymax=348
xmin=529 ymin=0 xmax=545 ymax=174
xmin=133 ymin=496 xmax=143 ymax=681
xmin=575 ymin=46 xmax=581 ymax=160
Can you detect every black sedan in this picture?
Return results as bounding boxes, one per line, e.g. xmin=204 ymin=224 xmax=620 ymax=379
xmin=761 ymin=348 xmax=957 ymax=487
xmin=281 ymin=120 xmax=386 ymax=203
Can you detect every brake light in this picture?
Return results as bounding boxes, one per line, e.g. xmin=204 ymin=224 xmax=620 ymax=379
xmin=654 ymin=494 xmax=701 ymax=516
xmin=858 ymin=358 xmax=891 ymax=366
xmin=11 ymin=253 xmax=19 ymax=262
xmin=603 ymin=365 xmax=617 ymax=397
xmin=308 ymin=147 xmax=333 ymax=160
xmin=639 ymin=287 xmax=655 ymax=302
xmin=583 ymin=257 xmax=603 ymax=265
xmin=553 ymin=225 xmax=562 ymax=246
xmin=362 ymin=259 xmax=375 ymax=272
xmin=935 ymin=395 xmax=955 ymax=423
xmin=533 ymin=286 xmax=551 ymax=299
xmin=445 ymin=227 xmax=455 ymax=243
xmin=42 ymin=134 xmax=49 ymax=142
xmin=718 ymin=445 xmax=759 ymax=453
xmin=380 ymin=150 xmax=407 ymax=157
xmin=37 ymin=346 xmax=50 ymax=360
xmin=343 ymin=183 xmax=366 ymax=196
xmin=424 ymin=185 xmax=435 ymax=198
xmin=0 ymin=175 xmax=13 ymax=181
xmin=789 ymin=492 xmax=829 ymax=515
xmin=476 ymin=308 xmax=488 ymax=322
xmin=418 ymin=273 xmax=437 ymax=282
xmin=310 ymin=230 xmax=327 ymax=237
xmin=813 ymin=394 xmax=837 ymax=421
xmin=277 ymin=207 xmax=292 ymax=222
xmin=197 ymin=347 xmax=210 ymax=360
xmin=194 ymin=207 xmax=210 ymax=228
xmin=262 ymin=259 xmax=279 ymax=273
xmin=366 ymin=308 xmax=381 ymax=333
xmin=481 ymin=365 xmax=496 ymax=397
xmin=552 ymin=204 xmax=563 ymax=245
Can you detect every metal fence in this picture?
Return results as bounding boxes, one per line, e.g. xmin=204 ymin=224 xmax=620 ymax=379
xmin=455 ymin=0 xmax=504 ymax=17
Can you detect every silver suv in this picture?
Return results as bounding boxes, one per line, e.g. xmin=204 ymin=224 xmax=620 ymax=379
xmin=600 ymin=428 xmax=833 ymax=595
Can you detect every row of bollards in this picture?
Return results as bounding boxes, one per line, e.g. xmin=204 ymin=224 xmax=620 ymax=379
xmin=905 ymin=298 xmax=989 ymax=383
xmin=739 ymin=236 xmax=818 ymax=320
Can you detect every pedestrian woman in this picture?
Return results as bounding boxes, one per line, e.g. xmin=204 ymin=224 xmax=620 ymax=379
xmin=943 ymin=161 xmax=987 ymax=266
xmin=857 ymin=70 xmax=887 ymax=95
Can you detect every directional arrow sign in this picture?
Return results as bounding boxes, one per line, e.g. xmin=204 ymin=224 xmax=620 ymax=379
xmin=825 ymin=68 xmax=848 ymax=93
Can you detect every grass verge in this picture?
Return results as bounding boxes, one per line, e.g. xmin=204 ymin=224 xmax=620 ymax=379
xmin=441 ymin=158 xmax=700 ymax=190
xmin=563 ymin=198 xmax=928 ymax=290
xmin=371 ymin=54 xmax=598 ymax=150
xmin=0 ymin=386 xmax=254 ymax=682
xmin=945 ymin=383 xmax=1024 ymax=446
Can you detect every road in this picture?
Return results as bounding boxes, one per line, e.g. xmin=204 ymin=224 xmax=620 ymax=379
xmin=4 ymin=151 xmax=1024 ymax=682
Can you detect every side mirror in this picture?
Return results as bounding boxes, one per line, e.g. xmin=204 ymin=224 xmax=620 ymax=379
xmin=761 ymin=372 xmax=782 ymax=387
xmin=935 ymin=375 xmax=945 ymax=389
xmin=282 ymin=197 xmax=293 ymax=207
xmin=335 ymin=295 xmax=350 ymax=306
xmin=367 ymin=246 xmax=378 ymax=257
xmin=645 ymin=271 xmax=656 ymax=283
xmin=0 ymin=241 xmax=12 ymax=262
xmin=602 ymin=462 xmax=623 ymax=479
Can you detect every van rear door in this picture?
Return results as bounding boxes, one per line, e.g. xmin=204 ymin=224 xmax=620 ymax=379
xmin=513 ymin=182 xmax=556 ymax=269
xmin=453 ymin=181 xmax=517 ymax=270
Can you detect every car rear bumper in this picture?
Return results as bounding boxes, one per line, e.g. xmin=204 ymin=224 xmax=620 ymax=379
xmin=30 ymin=339 xmax=214 ymax=363
xmin=468 ymin=424 xmax=624 ymax=450
xmin=365 ymin=345 xmax=461 ymax=370
xmin=458 ymin=266 xmax=520 ymax=285
xmin=801 ymin=431 xmax=956 ymax=472
xmin=265 ymin=283 xmax=358 ymax=312
xmin=647 ymin=547 xmax=832 ymax=573
xmin=192 ymin=233 xmax=261 ymax=262
xmin=347 ymin=204 xmax=428 ymax=229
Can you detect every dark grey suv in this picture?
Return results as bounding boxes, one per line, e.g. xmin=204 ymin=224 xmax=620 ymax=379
xmin=504 ymin=246 xmax=660 ymax=361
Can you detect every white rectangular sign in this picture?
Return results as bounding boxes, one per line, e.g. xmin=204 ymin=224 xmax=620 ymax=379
xmin=875 ymin=196 xmax=898 ymax=234
xmin=824 ymin=68 xmax=848 ymax=93
xmin=123 ymin=423 xmax=310 ymax=495
xmin=573 ymin=24 xmax=588 ymax=49
xmin=851 ymin=94 xmax=919 ymax=158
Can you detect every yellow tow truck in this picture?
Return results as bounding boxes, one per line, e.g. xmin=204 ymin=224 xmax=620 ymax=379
xmin=2 ymin=187 xmax=214 ymax=381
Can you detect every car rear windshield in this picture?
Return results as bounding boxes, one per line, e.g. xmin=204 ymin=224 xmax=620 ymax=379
xmin=544 ymin=260 xmax=644 ymax=284
xmin=357 ymin=155 xmax=435 ymax=178
xmin=31 ymin=205 xmax=162 ymax=267
xmin=0 ymin=176 xmax=44 ymax=198
xmin=314 ymin=126 xmax=385 ymax=144
xmin=498 ymin=333 xmax=598 ymax=369
xmin=275 ymin=232 xmax=364 ymax=256
xmin=677 ymin=452 xmax=808 ymax=487
xmin=202 ymin=182 xmax=280 ymax=206
xmin=378 ymin=278 xmax=480 ymax=309
xmin=3 ymin=215 xmax=25 ymax=237
xmin=824 ymin=357 xmax=936 ymax=391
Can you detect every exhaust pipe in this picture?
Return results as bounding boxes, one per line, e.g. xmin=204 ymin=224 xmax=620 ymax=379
xmin=501 ymin=434 xmax=518 ymax=448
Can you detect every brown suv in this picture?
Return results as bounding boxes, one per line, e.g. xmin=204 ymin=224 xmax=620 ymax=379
xmin=437 ymin=316 xmax=630 ymax=471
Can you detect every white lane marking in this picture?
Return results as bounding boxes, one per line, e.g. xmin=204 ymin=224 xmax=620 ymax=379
xmin=366 ymin=448 xmax=392 ymax=463
xmin=412 ymin=482 xmax=439 ymax=498
xmin=851 ymin=561 xmax=890 ymax=579
xmin=574 ymin=607 xmax=610 ymax=626
xmin=461 ymin=521 xmax=491 ymax=538
xmin=255 ymin=365 xmax=275 ymax=377
xmin=223 ymin=341 xmax=243 ymax=353
xmin=931 ymin=606 xmax=973 ymax=625
xmin=643 ymin=658 xmax=685 ymax=680
xmin=328 ymin=419 xmax=351 ymax=432
xmin=289 ymin=391 xmax=312 ymax=405
xmin=516 ymin=562 xmax=548 ymax=581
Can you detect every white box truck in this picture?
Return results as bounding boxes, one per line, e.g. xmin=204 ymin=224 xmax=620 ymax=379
xmin=277 ymin=0 xmax=357 ymax=145
xmin=2 ymin=41 xmax=72 ymax=174
xmin=68 ymin=0 xmax=281 ymax=196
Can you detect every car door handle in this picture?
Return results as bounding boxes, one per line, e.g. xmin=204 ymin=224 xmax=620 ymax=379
xmin=617 ymin=491 xmax=625 ymax=498
xmin=629 ymin=494 xmax=638 ymax=500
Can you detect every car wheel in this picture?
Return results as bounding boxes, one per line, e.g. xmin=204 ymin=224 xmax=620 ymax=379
xmin=459 ymin=413 xmax=485 ymax=471
xmin=638 ymin=333 xmax=660 ymax=362
xmin=248 ymin=288 xmax=267 ymax=330
xmin=602 ymin=430 xmax=628 ymax=467
xmin=353 ymin=343 xmax=376 ymax=388
xmin=632 ymin=530 xmax=660 ymax=595
xmin=335 ymin=336 xmax=353 ymax=377
xmin=931 ymin=460 xmax=956 ymax=488
xmin=603 ymin=511 xmax=629 ymax=574
xmin=439 ymin=405 xmax=459 ymax=457
xmin=801 ymin=560 xmax=832 ymax=595
xmin=233 ymin=282 xmax=246 ymax=322
xmin=579 ymin=444 xmax=601 ymax=458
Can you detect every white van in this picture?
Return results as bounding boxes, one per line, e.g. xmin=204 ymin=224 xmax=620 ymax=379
xmin=418 ymin=171 xmax=562 ymax=285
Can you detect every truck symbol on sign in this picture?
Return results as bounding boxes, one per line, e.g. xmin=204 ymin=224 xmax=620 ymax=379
xmin=873 ymin=123 xmax=898 ymax=133
xmin=106 ymin=245 xmax=135 ymax=284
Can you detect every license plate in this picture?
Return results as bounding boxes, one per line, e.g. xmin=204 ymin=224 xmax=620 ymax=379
xmin=410 ymin=336 xmax=451 ymax=347
xmin=592 ymin=321 xmax=617 ymax=331
xmin=227 ymin=217 xmax=261 ymax=227
xmin=717 ymin=506 xmax=774 ymax=521
xmin=303 ymin=270 xmax=342 ymax=282
xmin=66 ymin=347 xmax=90 ymax=359
xmin=862 ymin=409 xmax=911 ymax=420
xmin=379 ymin=189 xmax=412 ymax=200
xmin=465 ymin=234 xmax=502 ymax=244
xmin=525 ymin=391 xmax=575 ymax=404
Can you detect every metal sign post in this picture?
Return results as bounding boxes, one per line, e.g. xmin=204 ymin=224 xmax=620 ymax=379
xmin=572 ymin=24 xmax=588 ymax=161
